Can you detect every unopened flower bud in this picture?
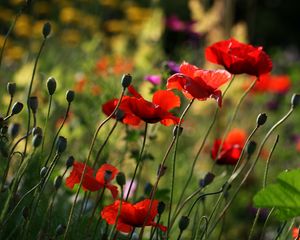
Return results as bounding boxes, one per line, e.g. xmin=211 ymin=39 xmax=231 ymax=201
xmin=32 ymin=134 xmax=43 ymax=148
xmin=116 ymin=172 xmax=126 ymax=186
xmin=179 ymin=216 xmax=190 ymax=231
xmin=22 ymin=206 xmax=30 ymax=220
xmin=8 ymin=123 xmax=20 ymax=138
xmin=32 ymin=127 xmax=43 ymax=136
xmin=55 ymin=224 xmax=66 ymax=236
xmin=157 ymin=164 xmax=167 ymax=177
xmin=29 ymin=96 xmax=38 ymax=113
xmin=291 ymin=93 xmax=300 ymax=108
xmin=256 ymin=113 xmax=267 ymax=126
xmin=246 ymin=141 xmax=257 ymax=157
xmin=173 ymin=126 xmax=183 ymax=137
xmin=42 ymin=22 xmax=51 ymax=38
xmin=157 ymin=201 xmax=166 ymax=215
xmin=199 ymin=172 xmax=215 ymax=188
xmin=104 ymin=170 xmax=112 ymax=183
xmin=54 ymin=176 xmax=63 ymax=190
xmin=56 ymin=136 xmax=67 ymax=154
xmin=40 ymin=167 xmax=48 ymax=178
xmin=66 ymin=155 xmax=74 ymax=168
xmin=47 ymin=77 xmax=57 ymax=95
xmin=66 ymin=90 xmax=75 ymax=103
xmin=11 ymin=102 xmax=23 ymax=115
xmin=115 ymin=109 xmax=125 ymax=121
xmin=7 ymin=82 xmax=16 ymax=96
xmin=144 ymin=182 xmax=153 ymax=196
xmin=121 ymin=74 xmax=132 ymax=88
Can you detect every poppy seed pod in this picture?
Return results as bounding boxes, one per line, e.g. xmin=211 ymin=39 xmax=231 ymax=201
xmin=42 ymin=22 xmax=51 ymax=38
xmin=199 ymin=172 xmax=215 ymax=188
xmin=32 ymin=127 xmax=43 ymax=136
xmin=29 ymin=96 xmax=38 ymax=113
xmin=256 ymin=113 xmax=267 ymax=126
xmin=40 ymin=167 xmax=48 ymax=178
xmin=54 ymin=176 xmax=63 ymax=190
xmin=121 ymin=74 xmax=132 ymax=88
xmin=157 ymin=201 xmax=166 ymax=215
xmin=56 ymin=136 xmax=67 ymax=154
xmin=173 ymin=125 xmax=183 ymax=137
xmin=47 ymin=77 xmax=57 ymax=95
xmin=11 ymin=102 xmax=23 ymax=115
xmin=66 ymin=155 xmax=74 ymax=168
xmin=32 ymin=134 xmax=43 ymax=148
xmin=7 ymin=82 xmax=16 ymax=96
xmin=66 ymin=90 xmax=75 ymax=103
xmin=55 ymin=224 xmax=66 ymax=236
xmin=8 ymin=123 xmax=20 ymax=138
xmin=116 ymin=172 xmax=126 ymax=186
xmin=291 ymin=93 xmax=300 ymax=108
xmin=246 ymin=141 xmax=257 ymax=157
xmin=179 ymin=216 xmax=190 ymax=231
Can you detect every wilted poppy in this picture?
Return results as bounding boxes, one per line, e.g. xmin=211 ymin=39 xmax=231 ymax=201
xmin=205 ymin=38 xmax=272 ymax=77
xmin=66 ymin=162 xmax=118 ymax=199
xmin=211 ymin=128 xmax=247 ymax=165
xmin=101 ymin=199 xmax=167 ymax=233
xmin=167 ymin=61 xmax=232 ymax=107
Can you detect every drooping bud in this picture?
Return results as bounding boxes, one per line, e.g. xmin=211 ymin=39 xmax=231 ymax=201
xmin=199 ymin=172 xmax=215 ymax=188
xmin=29 ymin=96 xmax=38 ymax=114
xmin=173 ymin=125 xmax=183 ymax=137
xmin=116 ymin=172 xmax=126 ymax=187
xmin=42 ymin=22 xmax=51 ymax=38
xmin=256 ymin=113 xmax=267 ymax=126
xmin=32 ymin=134 xmax=43 ymax=148
xmin=121 ymin=74 xmax=132 ymax=88
xmin=291 ymin=93 xmax=300 ymax=108
xmin=55 ymin=224 xmax=66 ymax=237
xmin=40 ymin=167 xmax=48 ymax=178
xmin=8 ymin=123 xmax=20 ymax=138
xmin=179 ymin=216 xmax=190 ymax=231
xmin=246 ymin=141 xmax=257 ymax=158
xmin=157 ymin=201 xmax=166 ymax=215
xmin=54 ymin=176 xmax=63 ymax=190
xmin=66 ymin=90 xmax=75 ymax=103
xmin=47 ymin=77 xmax=57 ymax=95
xmin=11 ymin=102 xmax=23 ymax=115
xmin=66 ymin=156 xmax=74 ymax=168
xmin=7 ymin=82 xmax=16 ymax=96
xmin=56 ymin=136 xmax=67 ymax=154
xmin=32 ymin=127 xmax=43 ymax=136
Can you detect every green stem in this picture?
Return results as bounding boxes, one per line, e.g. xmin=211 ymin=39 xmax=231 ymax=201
xmin=42 ymin=95 xmax=53 ymax=152
xmin=259 ymin=207 xmax=274 ymax=240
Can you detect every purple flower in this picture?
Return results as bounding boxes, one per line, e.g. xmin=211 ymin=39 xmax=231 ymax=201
xmin=166 ymin=61 xmax=180 ymax=74
xmin=144 ymin=75 xmax=161 ymax=85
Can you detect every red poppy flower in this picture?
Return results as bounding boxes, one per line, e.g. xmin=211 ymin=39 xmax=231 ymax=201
xmin=101 ymin=199 xmax=167 ymax=233
xmin=167 ymin=62 xmax=232 ymax=107
xmin=292 ymin=227 xmax=300 ymax=238
xmin=211 ymin=128 xmax=247 ymax=165
xmin=205 ymin=38 xmax=272 ymax=77
xmin=250 ymin=74 xmax=291 ymax=94
xmin=66 ymin=162 xmax=119 ymax=199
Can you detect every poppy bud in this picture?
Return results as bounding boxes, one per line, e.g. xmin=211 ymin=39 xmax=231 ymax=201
xmin=11 ymin=102 xmax=23 ymax=115
xmin=56 ymin=136 xmax=67 ymax=154
xmin=47 ymin=77 xmax=57 ymax=95
xmin=55 ymin=224 xmax=66 ymax=236
xmin=1 ymin=125 xmax=8 ymax=134
xmin=66 ymin=155 xmax=74 ymax=168
xmin=256 ymin=113 xmax=267 ymax=126
xmin=29 ymin=96 xmax=38 ymax=113
xmin=199 ymin=172 xmax=215 ymax=188
xmin=179 ymin=216 xmax=190 ymax=231
xmin=8 ymin=123 xmax=20 ymax=138
xmin=116 ymin=172 xmax=126 ymax=186
xmin=246 ymin=141 xmax=257 ymax=157
xmin=22 ymin=206 xmax=30 ymax=221
xmin=104 ymin=170 xmax=112 ymax=183
xmin=157 ymin=164 xmax=167 ymax=177
xmin=121 ymin=74 xmax=132 ymax=88
xmin=66 ymin=90 xmax=75 ymax=103
xmin=157 ymin=201 xmax=166 ymax=215
xmin=115 ymin=109 xmax=125 ymax=121
xmin=173 ymin=125 xmax=183 ymax=137
xmin=7 ymin=82 xmax=16 ymax=96
xmin=54 ymin=176 xmax=63 ymax=190
xmin=144 ymin=182 xmax=153 ymax=196
xmin=42 ymin=22 xmax=51 ymax=38
xmin=291 ymin=93 xmax=300 ymax=108
xmin=32 ymin=134 xmax=43 ymax=148
xmin=40 ymin=167 xmax=48 ymax=178
xmin=32 ymin=127 xmax=43 ymax=136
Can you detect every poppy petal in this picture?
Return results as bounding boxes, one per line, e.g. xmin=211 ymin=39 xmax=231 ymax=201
xmin=152 ymin=90 xmax=180 ymax=111
xmin=194 ymin=69 xmax=232 ymax=89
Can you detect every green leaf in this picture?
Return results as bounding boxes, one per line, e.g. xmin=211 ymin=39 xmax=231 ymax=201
xmin=253 ymin=168 xmax=300 ymax=221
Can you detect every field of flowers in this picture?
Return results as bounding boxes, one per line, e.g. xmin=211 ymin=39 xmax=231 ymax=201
xmin=1 ymin=0 xmax=300 ymax=239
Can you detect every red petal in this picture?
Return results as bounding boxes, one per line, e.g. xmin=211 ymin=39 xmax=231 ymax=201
xmin=107 ymin=184 xmax=119 ymax=199
xmin=194 ymin=69 xmax=232 ymax=89
xmin=226 ymin=128 xmax=247 ymax=146
xmin=127 ymin=85 xmax=142 ymax=98
xmin=166 ymin=73 xmax=186 ymax=91
xmin=179 ymin=61 xmax=199 ymax=78
xmin=95 ymin=163 xmax=119 ymax=184
xmin=152 ymin=90 xmax=180 ymax=111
